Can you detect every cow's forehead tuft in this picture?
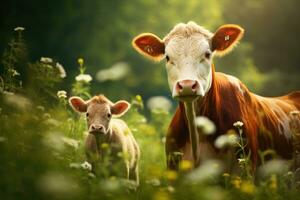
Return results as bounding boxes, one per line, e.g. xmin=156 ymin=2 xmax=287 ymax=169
xmin=163 ymin=21 xmax=213 ymax=45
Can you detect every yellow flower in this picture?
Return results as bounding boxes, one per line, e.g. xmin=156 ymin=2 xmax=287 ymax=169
xmin=136 ymin=95 xmax=142 ymax=102
xmin=179 ymin=160 xmax=193 ymax=171
xmin=101 ymin=143 xmax=109 ymax=149
xmin=153 ymin=190 xmax=169 ymax=200
xmin=269 ymin=174 xmax=277 ymax=191
xmin=223 ymin=173 xmax=230 ymax=177
xmin=240 ymin=181 xmax=255 ymax=194
xmin=164 ymin=170 xmax=178 ymax=181
xmin=78 ymin=58 xmax=84 ymax=66
xmin=231 ymin=176 xmax=242 ymax=188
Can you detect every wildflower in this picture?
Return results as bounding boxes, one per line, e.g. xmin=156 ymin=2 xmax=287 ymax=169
xmin=56 ymin=63 xmax=66 ymax=78
xmin=80 ymin=161 xmax=92 ymax=171
xmin=153 ymin=190 xmax=170 ymax=200
xmin=214 ymin=134 xmax=238 ymax=149
xmin=8 ymin=69 xmax=20 ymax=76
xmin=164 ymin=170 xmax=178 ymax=181
xmin=167 ymin=186 xmax=175 ymax=193
xmin=96 ymin=62 xmax=130 ymax=82
xmin=233 ymin=121 xmax=244 ymax=128
xmin=195 ymin=116 xmax=216 ymax=135
xmin=57 ymin=90 xmax=67 ymax=99
xmin=269 ymin=174 xmax=277 ymax=191
xmin=14 ymin=27 xmax=25 ymax=31
xmin=179 ymin=160 xmax=193 ymax=171
xmin=78 ymin=58 xmax=84 ymax=66
xmin=231 ymin=176 xmax=242 ymax=188
xmin=258 ymin=159 xmax=288 ymax=177
xmin=62 ymin=137 xmax=79 ymax=149
xmin=240 ymin=181 xmax=255 ymax=194
xmin=185 ymin=160 xmax=223 ymax=183
xmin=3 ymin=92 xmax=31 ymax=111
xmin=75 ymin=74 xmax=92 ymax=83
xmin=238 ymin=158 xmax=247 ymax=164
xmin=101 ymin=143 xmax=109 ymax=149
xmin=36 ymin=105 xmax=45 ymax=112
xmin=40 ymin=57 xmax=53 ymax=64
xmin=88 ymin=173 xmax=95 ymax=178
xmin=223 ymin=173 xmax=230 ymax=177
xmin=146 ymin=178 xmax=161 ymax=186
xmin=136 ymin=95 xmax=142 ymax=102
xmin=69 ymin=163 xmax=81 ymax=169
xmin=147 ymin=96 xmax=172 ymax=112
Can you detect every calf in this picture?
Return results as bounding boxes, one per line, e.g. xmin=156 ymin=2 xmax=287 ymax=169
xmin=132 ymin=21 xmax=300 ymax=171
xmin=69 ymin=95 xmax=140 ymax=183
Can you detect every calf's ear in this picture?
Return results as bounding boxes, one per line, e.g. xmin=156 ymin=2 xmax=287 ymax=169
xmin=132 ymin=33 xmax=165 ymax=62
xmin=111 ymin=100 xmax=130 ymax=116
xmin=211 ymin=24 xmax=244 ymax=56
xmin=69 ymin=96 xmax=87 ymax=113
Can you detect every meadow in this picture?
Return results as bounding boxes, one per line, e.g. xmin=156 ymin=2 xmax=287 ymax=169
xmin=1 ymin=29 xmax=300 ymax=200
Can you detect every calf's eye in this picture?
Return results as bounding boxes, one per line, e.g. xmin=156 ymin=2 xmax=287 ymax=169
xmin=166 ymin=55 xmax=170 ymax=62
xmin=205 ymin=51 xmax=211 ymax=59
xmin=86 ymin=113 xmax=89 ymax=117
xmin=107 ymin=113 xmax=111 ymax=118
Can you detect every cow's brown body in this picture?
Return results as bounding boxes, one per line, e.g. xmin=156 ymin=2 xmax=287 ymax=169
xmin=166 ymin=67 xmax=300 ymax=170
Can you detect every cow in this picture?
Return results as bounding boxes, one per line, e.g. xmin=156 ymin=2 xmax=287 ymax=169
xmin=131 ymin=21 xmax=300 ymax=171
xmin=69 ymin=95 xmax=140 ymax=184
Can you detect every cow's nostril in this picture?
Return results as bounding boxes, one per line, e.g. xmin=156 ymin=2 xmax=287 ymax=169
xmin=178 ymin=83 xmax=183 ymax=90
xmin=192 ymin=82 xmax=198 ymax=90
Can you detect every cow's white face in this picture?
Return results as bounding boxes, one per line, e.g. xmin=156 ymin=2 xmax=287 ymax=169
xmin=132 ymin=22 xmax=244 ymax=102
xmin=165 ymin=35 xmax=213 ymax=99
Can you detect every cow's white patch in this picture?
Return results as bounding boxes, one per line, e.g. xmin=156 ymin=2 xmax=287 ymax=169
xmin=165 ymin=34 xmax=213 ymax=97
xmin=225 ymin=74 xmax=244 ymax=95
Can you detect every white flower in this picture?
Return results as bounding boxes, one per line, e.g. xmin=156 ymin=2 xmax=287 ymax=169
xmin=96 ymin=62 xmax=130 ymax=82
xmin=258 ymin=159 xmax=289 ymax=177
xmin=145 ymin=178 xmax=161 ymax=186
xmin=80 ymin=161 xmax=92 ymax=171
xmin=3 ymin=92 xmax=31 ymax=111
xmin=9 ymin=69 xmax=20 ymax=76
xmin=195 ymin=116 xmax=216 ymax=135
xmin=233 ymin=121 xmax=244 ymax=128
xmin=214 ymin=134 xmax=238 ymax=149
xmin=69 ymin=163 xmax=81 ymax=169
xmin=62 ymin=137 xmax=79 ymax=149
xmin=238 ymin=158 xmax=247 ymax=164
xmin=185 ymin=160 xmax=223 ymax=183
xmin=75 ymin=74 xmax=92 ymax=83
xmin=14 ymin=27 xmax=25 ymax=31
xmin=40 ymin=57 xmax=53 ymax=64
xmin=56 ymin=63 xmax=66 ymax=78
xmin=147 ymin=96 xmax=172 ymax=112
xmin=57 ymin=90 xmax=67 ymax=99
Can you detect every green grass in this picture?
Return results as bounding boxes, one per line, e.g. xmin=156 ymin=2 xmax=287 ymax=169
xmin=1 ymin=29 xmax=300 ymax=200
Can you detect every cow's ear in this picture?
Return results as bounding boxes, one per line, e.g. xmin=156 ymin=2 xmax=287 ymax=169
xmin=211 ymin=24 xmax=244 ymax=56
xmin=111 ymin=100 xmax=130 ymax=117
xmin=132 ymin=33 xmax=165 ymax=62
xmin=69 ymin=96 xmax=87 ymax=113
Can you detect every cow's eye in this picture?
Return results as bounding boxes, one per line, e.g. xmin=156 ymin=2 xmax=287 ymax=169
xmin=166 ymin=55 xmax=170 ymax=62
xmin=107 ymin=113 xmax=111 ymax=118
xmin=205 ymin=51 xmax=211 ymax=59
xmin=86 ymin=113 xmax=89 ymax=117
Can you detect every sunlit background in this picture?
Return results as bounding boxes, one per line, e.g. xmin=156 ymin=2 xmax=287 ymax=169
xmin=1 ymin=0 xmax=299 ymax=103
xmin=1 ymin=1 xmax=300 ymax=199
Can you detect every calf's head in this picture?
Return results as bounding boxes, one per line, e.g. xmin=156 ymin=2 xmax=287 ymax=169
xmin=132 ymin=22 xmax=244 ymax=101
xmin=69 ymin=95 xmax=130 ymax=135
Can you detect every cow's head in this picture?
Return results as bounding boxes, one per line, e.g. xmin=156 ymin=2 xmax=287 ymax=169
xmin=132 ymin=22 xmax=244 ymax=101
xmin=69 ymin=95 xmax=130 ymax=135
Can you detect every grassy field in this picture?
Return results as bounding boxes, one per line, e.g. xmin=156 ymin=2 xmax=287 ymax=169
xmin=1 ymin=29 xmax=300 ymax=200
